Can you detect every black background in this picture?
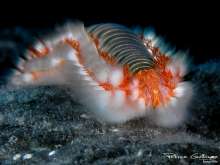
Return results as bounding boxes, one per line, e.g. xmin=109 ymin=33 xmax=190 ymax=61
xmin=0 ymin=2 xmax=219 ymax=65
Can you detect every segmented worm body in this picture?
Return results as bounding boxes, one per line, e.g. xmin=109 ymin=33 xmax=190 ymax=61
xmin=10 ymin=22 xmax=193 ymax=127
xmin=87 ymin=23 xmax=154 ymax=73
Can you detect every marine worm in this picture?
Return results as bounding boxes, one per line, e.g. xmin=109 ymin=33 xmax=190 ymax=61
xmin=10 ymin=22 xmax=193 ymax=127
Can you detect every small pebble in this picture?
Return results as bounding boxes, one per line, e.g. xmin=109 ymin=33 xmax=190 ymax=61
xmin=48 ymin=150 xmax=56 ymax=156
xmin=80 ymin=114 xmax=90 ymax=119
xmin=112 ymin=128 xmax=119 ymax=132
xmin=23 ymin=153 xmax=32 ymax=160
xmin=137 ymin=150 xmax=143 ymax=157
xmin=13 ymin=154 xmax=21 ymax=160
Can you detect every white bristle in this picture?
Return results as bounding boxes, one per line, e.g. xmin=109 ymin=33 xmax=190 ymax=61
xmin=113 ymin=90 xmax=125 ymax=107
xmin=130 ymin=88 xmax=139 ymax=101
xmin=34 ymin=42 xmax=45 ymax=51
xmin=50 ymin=58 xmax=61 ymax=67
xmin=174 ymin=83 xmax=185 ymax=98
xmin=96 ymin=91 xmax=111 ymax=110
xmin=154 ymin=82 xmax=193 ymax=128
xmin=66 ymin=50 xmax=78 ymax=62
xmin=109 ymin=68 xmax=123 ymax=87
xmin=96 ymin=70 xmax=109 ymax=82
xmin=169 ymin=97 xmax=178 ymax=107
xmin=23 ymin=73 xmax=33 ymax=82
xmin=166 ymin=64 xmax=177 ymax=75
xmin=138 ymin=98 xmax=146 ymax=111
